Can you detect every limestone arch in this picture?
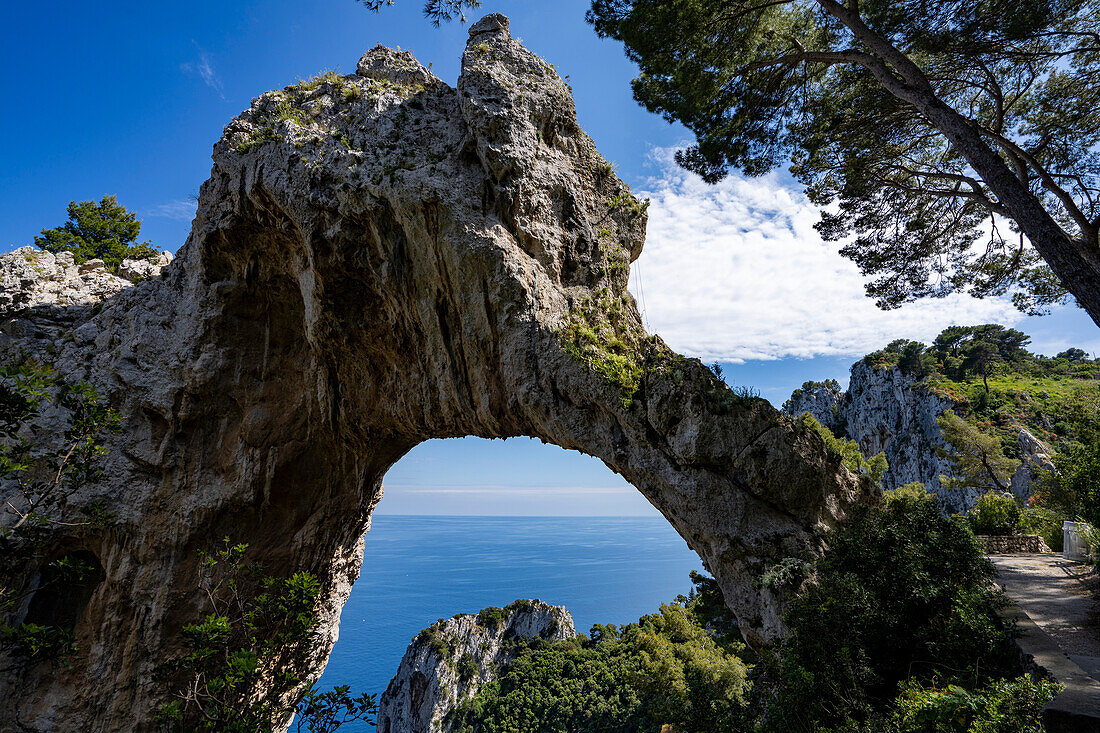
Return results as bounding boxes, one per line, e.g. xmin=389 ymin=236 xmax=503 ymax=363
xmin=0 ymin=14 xmax=866 ymax=730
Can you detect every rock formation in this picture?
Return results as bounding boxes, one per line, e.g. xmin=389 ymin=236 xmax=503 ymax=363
xmin=785 ymin=361 xmax=964 ymax=508
xmin=378 ymin=601 xmax=575 ymax=733
xmin=0 ymin=14 xmax=864 ymax=730
xmin=0 ymin=247 xmax=172 ymax=326
xmin=784 ymin=359 xmax=1056 ymax=513
xmin=1009 ymin=428 xmax=1056 ymax=501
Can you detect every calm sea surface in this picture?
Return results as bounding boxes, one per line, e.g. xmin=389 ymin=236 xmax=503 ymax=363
xmin=316 ymin=515 xmax=703 ymax=730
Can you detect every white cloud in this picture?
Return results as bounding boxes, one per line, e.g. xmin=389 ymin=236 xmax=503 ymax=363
xmin=630 ymin=149 xmax=1022 ymax=362
xmin=145 ymin=199 xmax=197 ymax=221
xmin=181 ymin=42 xmax=225 ymax=99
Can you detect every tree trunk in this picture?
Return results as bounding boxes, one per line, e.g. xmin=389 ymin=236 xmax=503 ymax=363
xmin=817 ymin=0 xmax=1100 ymax=328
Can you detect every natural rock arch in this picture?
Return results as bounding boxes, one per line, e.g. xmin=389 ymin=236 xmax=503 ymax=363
xmin=0 ymin=15 xmax=865 ymax=730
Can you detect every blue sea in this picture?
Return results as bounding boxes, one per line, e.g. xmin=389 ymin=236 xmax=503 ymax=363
xmin=316 ymin=515 xmax=703 ymax=730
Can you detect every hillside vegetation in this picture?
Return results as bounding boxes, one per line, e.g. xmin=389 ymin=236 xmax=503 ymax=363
xmin=863 ymin=325 xmax=1098 ymax=458
xmin=824 ymin=326 xmax=1100 ymax=542
xmin=447 ymin=487 xmax=1058 ymax=732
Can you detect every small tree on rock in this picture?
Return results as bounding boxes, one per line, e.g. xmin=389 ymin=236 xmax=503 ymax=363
xmin=34 ymin=195 xmax=159 ymax=273
xmin=937 ymin=411 xmax=1016 ymax=492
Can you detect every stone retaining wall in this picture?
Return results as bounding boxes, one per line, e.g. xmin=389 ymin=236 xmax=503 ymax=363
xmin=978 ymin=535 xmax=1051 ymax=554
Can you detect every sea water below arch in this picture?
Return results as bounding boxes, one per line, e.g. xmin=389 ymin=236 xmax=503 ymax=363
xmin=317 ymin=515 xmax=704 ymax=730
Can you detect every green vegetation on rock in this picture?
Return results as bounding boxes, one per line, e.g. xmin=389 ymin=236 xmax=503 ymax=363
xmin=560 ymin=290 xmax=645 ymax=409
xmin=34 ymin=195 xmax=160 ymax=273
xmin=857 ymin=325 xmax=1100 ymax=531
xmin=799 ymin=412 xmax=887 ymax=484
xmin=0 ymin=358 xmax=120 ymax=671
xmin=157 ymin=538 xmax=376 ymax=732
xmin=447 ymin=487 xmax=1056 ymax=732
xmin=449 ymin=573 xmax=750 ymax=733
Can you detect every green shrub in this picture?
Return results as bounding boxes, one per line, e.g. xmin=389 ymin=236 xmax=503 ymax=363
xmin=892 ymin=676 xmax=1060 ymax=732
xmin=457 ymin=653 xmax=478 ymax=683
xmin=0 ymin=359 xmax=121 ymax=670
xmin=799 ymin=413 xmax=888 ymax=483
xmin=967 ymin=492 xmax=1021 ymax=536
xmin=757 ymin=491 xmax=1017 ymax=730
xmin=157 ymin=540 xmax=376 ymax=731
xmin=885 ymin=482 xmax=938 ymax=508
xmin=1018 ymin=507 xmax=1064 ymax=551
xmin=476 ymin=606 xmax=506 ymax=631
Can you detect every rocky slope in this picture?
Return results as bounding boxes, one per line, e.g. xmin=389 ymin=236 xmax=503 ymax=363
xmin=0 ymin=247 xmax=171 ymax=328
xmin=378 ymin=601 xmax=575 ymax=733
xmin=785 ymin=360 xmax=1053 ymax=513
xmin=0 ymin=14 xmax=864 ymax=730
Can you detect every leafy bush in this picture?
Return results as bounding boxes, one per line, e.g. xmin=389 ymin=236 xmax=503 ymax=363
xmin=892 ymin=677 xmax=1059 ymax=733
xmin=799 ymin=413 xmax=888 ymax=483
xmin=1047 ymin=443 xmax=1100 ymax=528
xmin=157 ymin=540 xmax=376 ymax=731
xmin=476 ymin=606 xmax=506 ymax=631
xmin=1018 ymin=507 xmax=1064 ymax=551
xmin=967 ymin=492 xmax=1022 ymax=536
xmin=756 ymin=490 xmax=1017 ymax=730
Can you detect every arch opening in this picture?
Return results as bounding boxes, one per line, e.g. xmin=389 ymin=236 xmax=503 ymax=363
xmin=318 ymin=436 xmax=705 ymax=714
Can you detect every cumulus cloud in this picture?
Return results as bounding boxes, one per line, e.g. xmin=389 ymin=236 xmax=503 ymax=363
xmin=181 ymin=42 xmax=224 ymax=99
xmin=629 ymin=149 xmax=1022 ymax=362
xmin=145 ymin=199 xmax=197 ymax=221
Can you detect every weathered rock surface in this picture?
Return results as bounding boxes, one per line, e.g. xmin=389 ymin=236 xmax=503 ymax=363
xmin=1010 ymin=428 xmax=1056 ymax=501
xmin=378 ymin=601 xmax=575 ymax=733
xmin=0 ymin=14 xmax=864 ymax=731
xmin=785 ymin=360 xmax=1056 ymax=513
xmin=0 ymin=247 xmax=173 ymax=342
xmin=117 ymin=250 xmax=174 ymax=282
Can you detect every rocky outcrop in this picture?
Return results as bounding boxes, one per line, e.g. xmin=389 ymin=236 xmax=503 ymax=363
xmin=785 ymin=360 xmax=1060 ymax=514
xmin=0 ymin=247 xmax=171 ymax=327
xmin=843 ymin=361 xmax=969 ymax=510
xmin=378 ymin=601 xmax=575 ymax=733
xmin=117 ymin=251 xmax=174 ymax=282
xmin=785 ymin=362 xmax=965 ymax=509
xmin=0 ymin=14 xmax=864 ymax=731
xmin=1010 ymin=428 xmax=1056 ymax=501
xmin=784 ymin=380 xmax=845 ymax=435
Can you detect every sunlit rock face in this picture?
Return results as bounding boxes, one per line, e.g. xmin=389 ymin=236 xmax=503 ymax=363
xmin=378 ymin=600 xmax=575 ymax=733
xmin=0 ymin=14 xmax=864 ymax=731
xmin=784 ymin=361 xmax=1057 ymax=513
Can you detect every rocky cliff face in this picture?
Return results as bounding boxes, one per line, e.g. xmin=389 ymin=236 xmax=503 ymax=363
xmin=378 ymin=601 xmax=575 ymax=733
xmin=0 ymin=14 xmax=864 ymax=731
xmin=785 ymin=363 xmax=970 ymax=511
xmin=785 ymin=360 xmax=1053 ymax=513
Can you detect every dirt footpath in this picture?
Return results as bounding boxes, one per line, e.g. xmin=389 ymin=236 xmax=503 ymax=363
xmin=990 ymin=553 xmax=1100 ymax=680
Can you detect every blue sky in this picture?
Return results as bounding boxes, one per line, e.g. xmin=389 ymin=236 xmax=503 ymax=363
xmin=4 ymin=1 xmax=1098 ymax=516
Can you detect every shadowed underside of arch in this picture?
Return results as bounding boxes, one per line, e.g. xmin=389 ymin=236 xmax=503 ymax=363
xmin=0 ymin=14 xmax=866 ymax=731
